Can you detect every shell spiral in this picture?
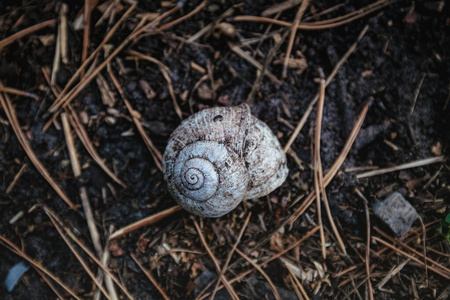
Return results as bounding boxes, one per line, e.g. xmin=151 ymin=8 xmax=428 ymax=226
xmin=163 ymin=104 xmax=288 ymax=218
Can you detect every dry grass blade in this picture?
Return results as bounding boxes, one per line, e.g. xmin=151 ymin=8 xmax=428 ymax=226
xmin=282 ymin=0 xmax=310 ymax=78
xmin=355 ymin=188 xmax=373 ymax=300
xmin=60 ymin=3 xmax=69 ymax=64
xmin=284 ymin=24 xmax=369 ymax=152
xmin=48 ymin=39 xmax=125 ymax=115
xmin=284 ymin=262 xmax=309 ymax=300
xmin=313 ymin=76 xmax=327 ymax=259
xmin=247 ymin=27 xmax=290 ymax=105
xmin=315 ymin=73 xmax=347 ymax=255
xmin=0 ymin=235 xmax=81 ymax=299
xmin=373 ymin=227 xmax=450 ymax=275
xmin=0 ymin=85 xmax=76 ymax=209
xmin=51 ymin=8 xmax=63 ymax=85
xmin=288 ymin=98 xmax=371 ymax=224
xmin=187 ymin=7 xmax=235 ymax=43
xmin=235 ymin=248 xmax=282 ymax=300
xmin=304 ymin=0 xmax=391 ymax=26
xmin=6 ymin=163 xmax=27 ymax=194
xmin=376 ymin=258 xmax=410 ymax=289
xmin=337 ymin=268 xmax=368 ymax=288
xmin=43 ymin=207 xmax=135 ymax=299
xmin=130 ymin=253 xmax=170 ymax=300
xmin=0 ymin=19 xmax=56 ymax=50
xmin=48 ymin=3 xmax=137 ymax=114
xmin=356 ymin=156 xmax=445 ymax=179
xmin=229 ymin=42 xmax=282 ymax=85
xmin=235 ymin=93 xmax=369 ymax=278
xmin=98 ymin=227 xmax=119 ymax=300
xmin=0 ymin=86 xmax=39 ymax=100
xmin=157 ymin=1 xmax=207 ymax=31
xmin=109 ymin=205 xmax=182 ymax=240
xmin=41 ymin=65 xmax=125 ymax=188
xmin=127 ymin=50 xmax=182 ymax=120
xmin=198 ymin=226 xmax=320 ymax=300
xmin=61 ymin=112 xmax=102 ymax=257
xmin=44 ymin=4 xmax=146 ymax=132
xmin=233 ymin=0 xmax=394 ymax=30
xmin=66 ymin=105 xmax=126 ymax=187
xmin=108 ymin=70 xmax=163 ymax=171
xmin=131 ymin=5 xmax=180 ymax=39
xmin=262 ymin=0 xmax=302 ymax=17
xmin=375 ymin=220 xmax=438 ymax=257
xmin=82 ymin=0 xmax=92 ymax=64
xmin=372 ymin=236 xmax=450 ymax=280
xmin=47 ymin=213 xmax=112 ymax=299
xmin=193 ymin=219 xmax=240 ymax=300
xmin=33 ymin=267 xmax=67 ymax=299
xmin=210 ymin=213 xmax=252 ymax=300
xmin=302 ymin=2 xmax=350 ymax=22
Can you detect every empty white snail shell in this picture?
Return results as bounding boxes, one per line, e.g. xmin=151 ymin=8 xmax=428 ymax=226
xmin=163 ymin=104 xmax=288 ymax=218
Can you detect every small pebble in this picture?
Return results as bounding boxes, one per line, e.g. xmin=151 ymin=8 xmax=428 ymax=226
xmin=373 ymin=192 xmax=419 ymax=237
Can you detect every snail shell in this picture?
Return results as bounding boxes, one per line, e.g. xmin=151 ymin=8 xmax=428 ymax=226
xmin=163 ymin=104 xmax=288 ymax=218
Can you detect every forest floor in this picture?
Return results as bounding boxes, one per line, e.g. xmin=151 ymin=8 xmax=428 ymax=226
xmin=0 ymin=0 xmax=449 ymax=299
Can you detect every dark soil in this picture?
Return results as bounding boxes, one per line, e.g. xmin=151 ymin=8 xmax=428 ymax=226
xmin=0 ymin=0 xmax=449 ymax=299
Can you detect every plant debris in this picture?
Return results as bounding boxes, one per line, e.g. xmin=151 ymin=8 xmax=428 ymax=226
xmin=0 ymin=0 xmax=449 ymax=299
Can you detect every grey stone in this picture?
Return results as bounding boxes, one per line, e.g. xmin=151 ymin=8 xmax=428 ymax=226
xmin=373 ymin=192 xmax=419 ymax=237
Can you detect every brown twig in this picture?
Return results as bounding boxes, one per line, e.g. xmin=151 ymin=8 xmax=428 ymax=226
xmin=5 ymin=163 xmax=27 ymax=194
xmin=282 ymin=0 xmax=310 ymax=78
xmin=418 ymin=216 xmax=428 ymax=285
xmin=60 ymin=3 xmax=69 ymax=64
xmin=127 ymin=50 xmax=182 ymax=120
xmin=157 ymin=1 xmax=207 ymax=31
xmin=356 ymin=156 xmax=445 ymax=179
xmin=47 ymin=213 xmax=112 ymax=299
xmin=43 ymin=207 xmax=134 ymax=298
xmin=0 ymin=84 xmax=76 ymax=209
xmin=44 ymin=4 xmax=139 ymax=132
xmin=285 ymin=263 xmax=309 ymax=300
xmin=233 ymin=0 xmax=394 ymax=30
xmin=262 ymin=0 xmax=302 ymax=17
xmin=130 ymin=253 xmax=170 ymax=300
xmin=66 ymin=105 xmax=126 ymax=187
xmin=374 ymin=227 xmax=450 ymax=274
xmin=316 ymin=70 xmax=347 ymax=255
xmin=246 ymin=28 xmax=290 ymax=105
xmin=372 ymin=236 xmax=450 ymax=280
xmin=51 ymin=9 xmax=62 ymax=85
xmin=82 ymin=0 xmax=92 ymax=64
xmin=41 ymin=65 xmax=125 ymax=188
xmin=0 ymin=235 xmax=81 ymax=299
xmin=355 ymin=188 xmax=374 ymax=300
xmin=0 ymin=86 xmax=39 ymax=100
xmin=33 ymin=267 xmax=68 ymax=299
xmin=376 ymin=258 xmax=410 ymax=289
xmin=289 ymin=98 xmax=371 ymax=228
xmin=0 ymin=19 xmax=56 ymax=50
xmin=198 ymin=226 xmax=320 ymax=300
xmin=410 ymin=73 xmax=426 ymax=115
xmin=193 ymin=219 xmax=240 ymax=300
xmin=109 ymin=205 xmax=182 ymax=240
xmin=210 ymin=213 xmax=252 ymax=300
xmin=236 ymin=248 xmax=282 ymax=300
xmin=108 ymin=70 xmax=163 ymax=171
xmin=284 ymin=24 xmax=369 ymax=152
xmin=313 ymin=74 xmax=327 ymax=259
xmin=187 ymin=6 xmax=236 ymax=43
xmin=229 ymin=42 xmax=282 ymax=85
xmin=61 ymin=112 xmax=102 ymax=256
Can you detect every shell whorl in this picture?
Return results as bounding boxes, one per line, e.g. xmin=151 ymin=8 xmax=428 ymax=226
xmin=163 ymin=104 xmax=288 ymax=218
